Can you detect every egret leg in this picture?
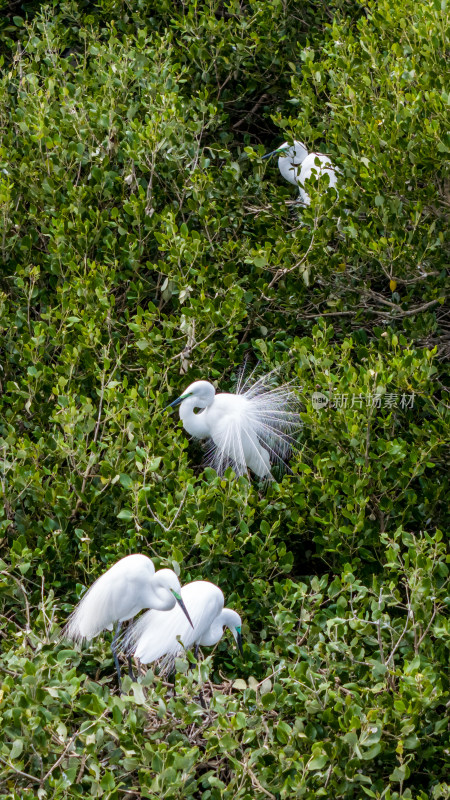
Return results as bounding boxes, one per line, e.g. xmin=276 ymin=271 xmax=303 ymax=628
xmin=127 ymin=655 xmax=135 ymax=681
xmin=194 ymin=645 xmax=207 ymax=709
xmin=189 ymin=643 xmax=200 ymax=672
xmin=168 ymin=667 xmax=176 ymax=698
xmin=111 ymin=622 xmax=122 ymax=692
xmin=198 ymin=687 xmax=207 ymax=709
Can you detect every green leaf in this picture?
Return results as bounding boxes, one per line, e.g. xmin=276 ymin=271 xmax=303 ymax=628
xmin=119 ymin=473 xmax=133 ymax=489
xmin=10 ymin=740 xmax=23 ymax=759
xmin=132 ymin=684 xmax=146 ymax=705
xmin=307 ymin=755 xmax=328 ymax=770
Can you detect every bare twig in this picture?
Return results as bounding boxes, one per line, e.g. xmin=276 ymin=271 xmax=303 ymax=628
xmin=1 ymin=571 xmax=31 ymax=633
xmin=146 ymin=485 xmax=189 ymax=533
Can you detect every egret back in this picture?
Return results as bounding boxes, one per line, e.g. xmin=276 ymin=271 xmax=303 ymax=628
xmin=63 ymin=554 xmax=155 ymax=642
xmin=123 ymin=580 xmax=224 ymax=668
xmin=298 ymin=153 xmax=338 ymax=205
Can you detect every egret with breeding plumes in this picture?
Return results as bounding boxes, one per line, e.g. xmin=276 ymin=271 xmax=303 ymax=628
xmin=263 ymin=140 xmax=338 ymax=206
xmin=63 ymin=554 xmax=193 ymax=690
xmin=123 ymin=580 xmax=243 ymax=676
xmin=166 ymin=370 xmax=300 ymax=480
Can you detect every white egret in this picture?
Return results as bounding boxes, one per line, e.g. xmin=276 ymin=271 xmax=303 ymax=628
xmin=166 ymin=370 xmax=300 ymax=480
xmin=263 ymin=140 xmax=338 ymax=206
xmin=63 ymin=554 xmax=193 ymax=690
xmin=123 ymin=580 xmax=243 ymax=674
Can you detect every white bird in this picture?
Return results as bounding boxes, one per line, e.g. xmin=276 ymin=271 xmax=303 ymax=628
xmin=166 ymin=370 xmax=300 ymax=480
xmin=63 ymin=554 xmax=193 ymax=690
xmin=263 ymin=140 xmax=338 ymax=205
xmin=123 ymin=580 xmax=243 ymax=675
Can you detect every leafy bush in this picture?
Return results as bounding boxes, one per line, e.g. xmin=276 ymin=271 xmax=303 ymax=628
xmin=0 ymin=1 xmax=448 ymax=798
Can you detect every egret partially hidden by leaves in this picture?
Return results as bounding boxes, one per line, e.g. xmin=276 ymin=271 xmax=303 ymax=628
xmin=167 ymin=371 xmax=300 ymax=480
xmin=123 ymin=580 xmax=243 ymax=675
xmin=263 ymin=140 xmax=338 ymax=206
xmin=63 ymin=554 xmax=193 ymax=690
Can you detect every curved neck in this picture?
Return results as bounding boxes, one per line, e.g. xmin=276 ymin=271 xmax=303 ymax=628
xmin=147 ymin=574 xmax=175 ymax=612
xmin=293 ymin=143 xmax=308 ymax=164
xmin=202 ymin=609 xmax=235 ymax=646
xmin=179 ymin=396 xmax=211 ymax=438
xmin=219 ymin=609 xmax=238 ymax=629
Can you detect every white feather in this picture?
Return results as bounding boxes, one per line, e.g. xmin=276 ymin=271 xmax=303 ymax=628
xmin=174 ymin=370 xmax=301 ymax=479
xmin=63 ymin=555 xmax=185 ymax=644
xmin=123 ymin=580 xmax=241 ymax=675
xmin=276 ymin=141 xmax=339 ymax=205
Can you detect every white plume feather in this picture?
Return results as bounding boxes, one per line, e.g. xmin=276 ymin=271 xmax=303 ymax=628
xmin=62 ymin=554 xmax=155 ymax=644
xmin=205 ymin=370 xmax=301 ymax=479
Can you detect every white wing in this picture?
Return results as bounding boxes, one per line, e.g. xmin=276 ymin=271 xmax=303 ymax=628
xmin=123 ymin=581 xmax=223 ymax=668
xmin=63 ymin=555 xmax=155 ymax=643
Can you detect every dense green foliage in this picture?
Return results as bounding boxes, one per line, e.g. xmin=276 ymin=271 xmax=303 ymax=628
xmin=0 ymin=0 xmax=448 ymax=798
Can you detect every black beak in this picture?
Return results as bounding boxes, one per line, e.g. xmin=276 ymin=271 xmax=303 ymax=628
xmin=176 ymin=596 xmax=194 ymax=628
xmin=164 ymin=395 xmax=184 ymax=411
xmin=236 ymin=632 xmax=244 ymax=656
xmin=262 ymin=149 xmax=279 ymax=160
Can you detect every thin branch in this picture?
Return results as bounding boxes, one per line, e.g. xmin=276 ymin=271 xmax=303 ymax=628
xmin=1 ymin=571 xmax=31 ymax=633
xmin=145 ymin=485 xmax=189 ymax=533
xmin=232 ymin=94 xmax=269 ymax=129
xmin=0 ymin=757 xmax=40 ymax=784
xmin=386 ymin=613 xmax=411 ymax=666
xmin=40 ymin=712 xmax=108 ymax=786
xmin=416 ymin=603 xmax=439 ymax=649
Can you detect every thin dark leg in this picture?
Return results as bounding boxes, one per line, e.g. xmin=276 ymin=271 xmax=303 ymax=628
xmin=168 ymin=665 xmax=176 ymax=698
xmin=127 ymin=655 xmax=135 ymax=681
xmin=111 ymin=622 xmax=122 ymax=692
xmin=198 ymin=686 xmax=207 ymax=709
xmin=189 ymin=643 xmax=200 ymax=673
xmin=193 ymin=645 xmax=206 ymax=708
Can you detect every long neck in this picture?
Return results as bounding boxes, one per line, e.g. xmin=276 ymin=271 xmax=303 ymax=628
xmin=201 ymin=609 xmax=234 ymax=646
xmin=179 ymin=396 xmax=211 ymax=439
xmin=146 ymin=575 xmax=175 ymax=612
xmin=219 ymin=609 xmax=238 ymax=629
xmin=294 ymin=142 xmax=308 ymax=163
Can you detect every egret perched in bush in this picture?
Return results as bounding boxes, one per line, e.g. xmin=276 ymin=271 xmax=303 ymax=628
xmin=263 ymin=140 xmax=338 ymax=206
xmin=167 ymin=371 xmax=300 ymax=479
xmin=63 ymin=554 xmax=193 ymax=690
xmin=123 ymin=580 xmax=243 ymax=674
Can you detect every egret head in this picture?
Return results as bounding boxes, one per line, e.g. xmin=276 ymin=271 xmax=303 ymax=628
xmin=263 ymin=140 xmax=308 ymax=165
xmin=224 ymin=610 xmax=244 ymax=656
xmin=166 ymin=380 xmax=215 ymax=410
xmin=152 ymin=569 xmax=194 ymax=627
